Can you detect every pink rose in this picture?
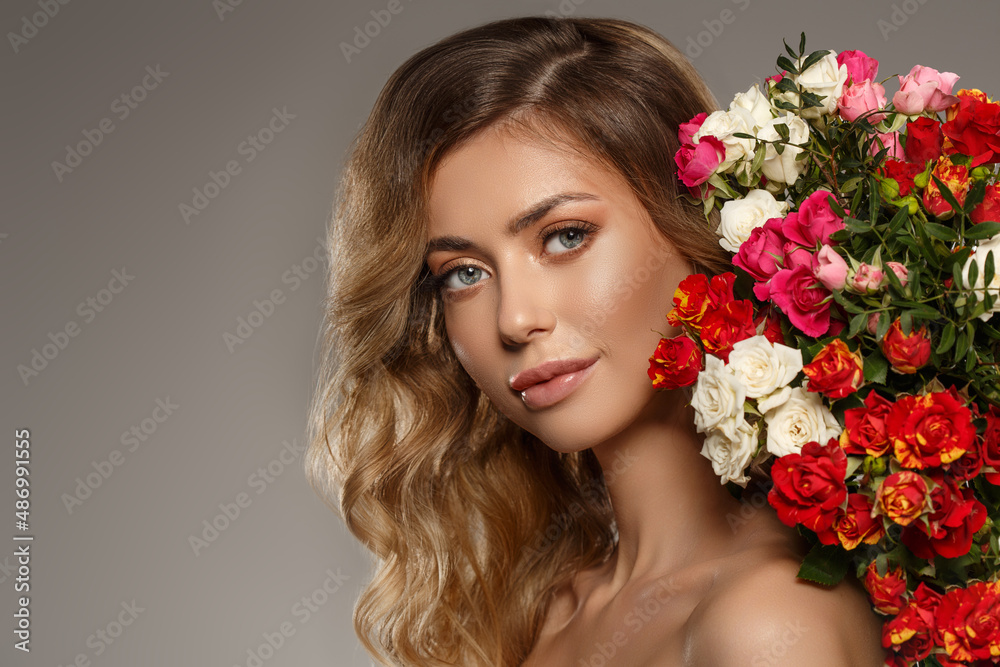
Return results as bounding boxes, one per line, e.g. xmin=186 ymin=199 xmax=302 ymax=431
xmin=733 ymin=217 xmax=787 ymax=283
xmin=849 ymin=263 xmax=885 ymax=294
xmin=674 ymin=136 xmax=725 ymax=187
xmin=839 ymin=81 xmax=887 ymax=123
xmin=871 ymin=131 xmax=904 ymax=160
xmin=837 ymin=49 xmax=879 ymax=86
xmin=678 ymin=112 xmax=708 ymax=146
xmin=886 ymin=261 xmax=909 ymax=287
xmin=866 ymin=312 xmax=880 ymax=335
xmin=815 ymin=245 xmax=848 ymax=290
xmin=892 ymin=65 xmax=960 ymax=115
xmin=769 ymin=264 xmax=832 ymax=336
xmin=781 ymin=190 xmax=845 ymax=249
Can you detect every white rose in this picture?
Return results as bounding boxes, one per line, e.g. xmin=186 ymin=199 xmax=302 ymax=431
xmin=727 ymin=335 xmax=802 ymax=399
xmin=771 ymin=52 xmax=848 ymax=119
xmin=961 ymin=233 xmax=1000 ymax=321
xmin=692 ymin=108 xmax=756 ymax=174
xmin=691 ymin=355 xmax=746 ymax=440
xmin=730 ymin=83 xmax=774 ymax=131
xmin=791 ymin=52 xmax=849 ymax=119
xmin=701 ymin=418 xmax=759 ymax=487
xmin=763 ymin=387 xmax=841 ymax=457
xmin=757 ymin=113 xmax=811 ymax=186
xmin=757 ymin=386 xmax=792 ymax=414
xmin=717 ymin=189 xmax=790 ymax=252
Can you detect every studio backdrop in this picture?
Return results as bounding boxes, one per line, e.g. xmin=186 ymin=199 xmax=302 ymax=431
xmin=3 ymin=0 xmax=998 ymax=665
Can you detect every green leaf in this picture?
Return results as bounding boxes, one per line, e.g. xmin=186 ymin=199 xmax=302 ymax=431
xmin=799 ymin=49 xmax=832 ymax=76
xmin=848 ymin=312 xmax=869 ymax=338
xmin=986 ymin=249 xmax=996 ymax=290
xmin=797 ymin=543 xmax=850 ymax=587
xmin=936 ymin=322 xmax=957 ymax=354
xmin=844 ymin=216 xmax=871 ymax=233
xmin=831 ymin=288 xmax=865 ymax=314
xmin=876 ymin=311 xmax=891 ymax=340
xmin=776 ymin=55 xmax=798 ymax=76
xmin=964 ymin=178 xmax=987 ymax=214
xmin=923 ymin=222 xmax=960 ymax=242
xmin=966 ymin=221 xmax=1000 ymax=241
xmin=864 ymin=350 xmax=889 ymax=384
xmin=798 ymin=31 xmax=806 ymax=56
xmin=887 ymin=206 xmax=910 ymax=235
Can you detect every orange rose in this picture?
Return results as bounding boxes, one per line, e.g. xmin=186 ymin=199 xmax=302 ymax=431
xmin=834 ymin=493 xmax=884 ymax=550
xmin=698 ymin=299 xmax=756 ymax=363
xmin=882 ymin=584 xmax=942 ymax=663
xmin=875 ymin=471 xmax=930 ymax=526
xmin=880 ymin=318 xmax=931 ymax=374
xmin=922 ymin=156 xmax=970 ymax=218
xmin=647 ymin=336 xmax=703 ymax=390
xmin=666 ymin=272 xmax=735 ymax=330
xmin=863 ymin=561 xmax=908 ymax=615
xmin=803 ymin=339 xmax=864 ymax=400
xmin=887 ymin=390 xmax=975 ymax=469
xmin=934 ymin=581 xmax=1000 ymax=663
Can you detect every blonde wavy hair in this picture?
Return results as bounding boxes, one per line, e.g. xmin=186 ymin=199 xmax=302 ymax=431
xmin=307 ymin=15 xmax=732 ymax=666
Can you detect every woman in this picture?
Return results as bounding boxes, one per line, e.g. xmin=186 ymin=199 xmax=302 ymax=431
xmin=307 ymin=16 xmax=884 ymax=666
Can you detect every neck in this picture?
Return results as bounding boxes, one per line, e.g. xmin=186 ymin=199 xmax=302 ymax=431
xmin=589 ymin=388 xmax=746 ymax=593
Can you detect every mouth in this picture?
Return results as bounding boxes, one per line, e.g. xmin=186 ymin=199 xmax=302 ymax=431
xmin=511 ymin=357 xmax=598 ymax=409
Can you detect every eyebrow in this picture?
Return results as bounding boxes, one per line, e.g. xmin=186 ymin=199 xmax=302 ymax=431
xmin=425 ymin=192 xmax=600 ymax=256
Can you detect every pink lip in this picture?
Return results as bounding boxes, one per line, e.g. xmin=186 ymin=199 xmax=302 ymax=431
xmin=511 ymin=358 xmax=598 ymax=409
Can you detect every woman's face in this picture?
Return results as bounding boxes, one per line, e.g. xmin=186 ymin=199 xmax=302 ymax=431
xmin=424 ymin=125 xmax=692 ymax=452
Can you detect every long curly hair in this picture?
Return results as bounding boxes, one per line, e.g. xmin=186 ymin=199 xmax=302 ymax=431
xmin=306 ymin=15 xmax=731 ymax=666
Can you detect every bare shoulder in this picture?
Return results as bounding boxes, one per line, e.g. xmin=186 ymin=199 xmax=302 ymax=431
xmin=685 ymin=553 xmax=885 ymax=667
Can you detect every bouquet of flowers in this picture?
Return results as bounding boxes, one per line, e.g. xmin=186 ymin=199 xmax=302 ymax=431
xmin=648 ymin=34 xmax=1000 ymax=667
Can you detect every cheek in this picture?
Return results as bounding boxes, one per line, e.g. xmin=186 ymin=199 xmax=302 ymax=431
xmin=443 ymin=300 xmax=507 ymax=396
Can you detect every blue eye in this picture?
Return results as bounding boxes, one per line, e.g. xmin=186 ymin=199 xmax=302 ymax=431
xmin=544 ymin=227 xmax=589 ymax=254
xmin=443 ymin=265 xmax=489 ymax=291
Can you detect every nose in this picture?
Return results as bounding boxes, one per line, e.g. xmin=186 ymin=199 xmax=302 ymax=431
xmin=496 ymin=269 xmax=556 ymax=347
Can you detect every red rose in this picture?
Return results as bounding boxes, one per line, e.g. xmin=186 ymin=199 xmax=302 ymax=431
xmin=768 ymin=264 xmax=833 ymax=337
xmin=887 ymin=390 xmax=975 ymax=469
xmin=883 ymin=584 xmax=942 ymax=663
xmin=946 ymin=437 xmax=983 ymax=482
xmin=875 ymin=471 xmax=930 ymax=526
xmin=803 ymin=339 xmax=864 ymax=400
xmin=863 ymin=561 xmax=908 ymax=615
xmin=647 ymin=336 xmax=703 ymax=390
xmin=840 ymin=390 xmax=893 ymax=457
xmin=760 ymin=312 xmax=786 ymax=345
xmin=934 ymin=581 xmax=1000 ymax=663
xmin=880 ymin=318 xmax=931 ymax=374
xmin=941 ymin=89 xmax=1000 ymax=167
xmin=971 ymin=182 xmax=1000 ymax=224
xmin=982 ymin=405 xmax=1000 ymax=486
xmin=698 ymin=299 xmax=756 ymax=363
xmin=904 ymin=116 xmax=944 ymax=164
xmin=922 ymin=156 xmax=970 ymax=218
xmin=768 ymin=440 xmax=848 ymax=540
xmin=901 ymin=471 xmax=987 ymax=559
xmin=834 ymin=493 xmax=884 ymax=550
xmin=878 ymin=158 xmax=924 ymax=197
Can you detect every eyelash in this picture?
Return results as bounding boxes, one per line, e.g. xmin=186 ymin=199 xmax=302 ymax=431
xmin=423 ymin=221 xmax=599 ymax=295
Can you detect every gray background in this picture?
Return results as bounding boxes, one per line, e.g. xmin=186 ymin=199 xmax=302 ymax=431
xmin=2 ymin=0 xmax=998 ymax=665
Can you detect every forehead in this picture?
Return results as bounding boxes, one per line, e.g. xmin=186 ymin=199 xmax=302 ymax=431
xmin=425 ymin=125 xmax=641 ymax=237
